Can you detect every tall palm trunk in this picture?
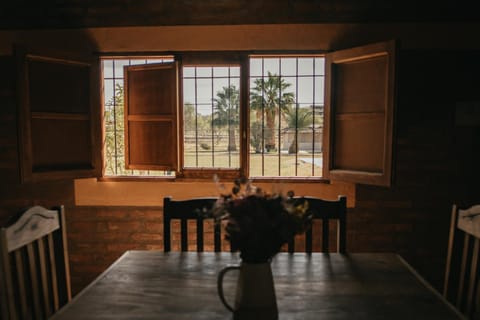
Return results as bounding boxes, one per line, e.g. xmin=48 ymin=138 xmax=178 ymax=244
xmin=265 ymin=111 xmax=276 ymax=152
xmin=228 ymin=127 xmax=237 ymax=151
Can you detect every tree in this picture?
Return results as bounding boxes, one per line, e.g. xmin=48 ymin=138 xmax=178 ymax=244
xmin=213 ymin=85 xmax=240 ymax=151
xmin=250 ymin=72 xmax=295 ymax=152
xmin=104 ymin=83 xmax=125 ymax=175
xmin=283 ymin=105 xmax=315 ymax=154
xmin=250 ymin=71 xmax=295 ymax=151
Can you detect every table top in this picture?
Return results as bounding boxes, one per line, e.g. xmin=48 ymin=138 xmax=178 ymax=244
xmin=51 ymin=251 xmax=463 ymax=320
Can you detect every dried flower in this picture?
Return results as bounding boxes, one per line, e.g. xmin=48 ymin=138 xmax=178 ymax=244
xmin=211 ymin=176 xmax=311 ymax=263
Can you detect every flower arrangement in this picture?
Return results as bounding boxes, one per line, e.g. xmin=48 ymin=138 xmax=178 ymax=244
xmin=211 ymin=176 xmax=311 ymax=263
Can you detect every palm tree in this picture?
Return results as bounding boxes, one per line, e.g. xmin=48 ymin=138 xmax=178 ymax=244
xmin=283 ymin=105 xmax=315 ymax=154
xmin=250 ymin=72 xmax=295 ymax=151
xmin=213 ymin=85 xmax=240 ymax=151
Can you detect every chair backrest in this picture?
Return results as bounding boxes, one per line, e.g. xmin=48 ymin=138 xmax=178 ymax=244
xmin=163 ymin=196 xmax=222 ymax=252
xmin=443 ymin=204 xmax=480 ymax=319
xmin=288 ymin=195 xmax=347 ymax=253
xmin=0 ymin=205 xmax=71 ymax=320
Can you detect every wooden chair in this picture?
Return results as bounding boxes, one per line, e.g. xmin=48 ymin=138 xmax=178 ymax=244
xmin=163 ymin=196 xmax=223 ymax=252
xmin=288 ymin=195 xmax=347 ymax=253
xmin=444 ymin=204 xmax=480 ymax=319
xmin=0 ymin=205 xmax=71 ymax=320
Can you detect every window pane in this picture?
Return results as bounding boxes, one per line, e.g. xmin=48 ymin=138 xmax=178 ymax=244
xmin=103 ymin=60 xmax=113 ymax=78
xmin=102 ymin=57 xmax=175 ymax=177
xmin=297 ymin=77 xmax=314 ymax=104
xmin=250 ymin=59 xmax=263 ymax=77
xmin=183 ymin=65 xmax=240 ymax=170
xmin=196 ymin=67 xmax=212 ymax=78
xmin=183 ymin=67 xmax=195 ymax=78
xmin=315 ymin=57 xmax=325 ymax=75
xmin=113 ymin=59 xmax=129 ymax=78
xmin=298 ymin=58 xmax=314 ymax=76
xmin=280 ymin=58 xmax=296 ymax=76
xmin=263 ymin=59 xmax=279 ymax=75
xmin=249 ymin=56 xmax=323 ymax=178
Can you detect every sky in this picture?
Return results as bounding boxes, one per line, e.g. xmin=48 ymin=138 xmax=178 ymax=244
xmin=102 ymin=57 xmax=325 ymax=114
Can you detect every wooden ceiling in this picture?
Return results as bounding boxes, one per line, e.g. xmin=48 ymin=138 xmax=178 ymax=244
xmin=0 ymin=0 xmax=478 ymax=30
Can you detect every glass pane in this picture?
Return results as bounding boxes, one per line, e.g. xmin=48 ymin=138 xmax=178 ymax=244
xmin=103 ymin=58 xmax=174 ymax=177
xmin=196 ymin=67 xmax=212 ymax=77
xmin=263 ymin=59 xmax=280 ymax=75
xmin=113 ymin=59 xmax=130 ymax=78
xmin=315 ymin=58 xmax=325 ymax=75
xmin=280 ymin=58 xmax=297 ymax=76
xmin=314 ymin=77 xmax=325 ymax=106
xmin=213 ymin=67 xmax=229 ymax=77
xmin=230 ymin=67 xmax=240 ymax=77
xmin=196 ymin=79 xmax=213 ymax=105
xmin=250 ymin=59 xmax=263 ymax=77
xmin=183 ymin=67 xmax=195 ymax=78
xmin=182 ymin=65 xmax=240 ymax=170
xmin=297 ymin=77 xmax=314 ymax=104
xmin=104 ymin=79 xmax=114 ymax=107
xmin=183 ymin=79 xmax=196 ymax=105
xmin=298 ymin=58 xmax=314 ymax=76
xmin=103 ymin=60 xmax=114 ymax=78
xmin=130 ymin=59 xmax=147 ymax=65
xmin=248 ymin=55 xmax=324 ymax=178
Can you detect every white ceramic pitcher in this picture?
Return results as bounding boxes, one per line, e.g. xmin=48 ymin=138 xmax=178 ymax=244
xmin=217 ymin=262 xmax=278 ymax=320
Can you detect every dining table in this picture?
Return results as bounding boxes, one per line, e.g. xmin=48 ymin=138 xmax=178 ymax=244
xmin=51 ymin=251 xmax=464 ymax=320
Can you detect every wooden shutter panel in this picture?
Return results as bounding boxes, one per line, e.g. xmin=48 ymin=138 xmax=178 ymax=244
xmin=16 ymin=48 xmax=101 ymax=182
xmin=124 ymin=62 xmax=178 ymax=171
xmin=323 ymin=40 xmax=397 ymax=186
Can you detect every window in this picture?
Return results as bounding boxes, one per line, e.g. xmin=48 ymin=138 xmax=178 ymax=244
xmin=182 ymin=65 xmax=241 ymax=170
xmin=102 ymin=57 xmax=174 ymax=177
xmin=101 ymin=40 xmax=396 ymax=185
xmin=102 ymin=54 xmax=325 ymax=179
xmin=249 ymin=56 xmax=324 ymax=177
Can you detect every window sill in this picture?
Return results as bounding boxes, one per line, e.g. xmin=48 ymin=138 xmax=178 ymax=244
xmin=74 ymin=178 xmax=355 ymax=207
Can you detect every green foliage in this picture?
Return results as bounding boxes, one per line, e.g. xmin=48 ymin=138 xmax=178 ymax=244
xmin=250 ymin=72 xmax=295 ymax=151
xmin=104 ymin=84 xmax=126 ymax=175
xmin=213 ymin=85 xmax=240 ymax=151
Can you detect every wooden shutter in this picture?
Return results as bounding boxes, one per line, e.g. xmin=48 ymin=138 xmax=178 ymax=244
xmin=16 ymin=48 xmax=101 ymax=182
xmin=323 ymin=40 xmax=397 ymax=186
xmin=124 ymin=62 xmax=178 ymax=171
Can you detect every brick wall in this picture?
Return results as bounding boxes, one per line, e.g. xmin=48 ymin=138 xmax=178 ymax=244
xmin=1 ymin=48 xmax=479 ymax=296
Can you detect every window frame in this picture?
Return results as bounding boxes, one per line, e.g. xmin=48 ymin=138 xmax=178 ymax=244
xmin=100 ymin=41 xmax=396 ymax=186
xmin=177 ymin=53 xmax=248 ymax=180
xmin=17 ymin=47 xmax=101 ymax=183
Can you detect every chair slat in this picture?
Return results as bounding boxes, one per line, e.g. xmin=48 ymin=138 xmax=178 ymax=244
xmin=0 ymin=205 xmax=71 ymax=320
xmin=322 ymin=218 xmax=329 ymax=252
xmin=163 ymin=197 xmax=221 ymax=252
xmin=295 ymin=195 xmax=347 ymax=253
xmin=180 ymin=219 xmax=188 ymax=251
xmin=214 ymin=223 xmax=222 ymax=252
xmin=457 ymin=234 xmax=471 ymax=309
xmin=444 ymin=203 xmax=480 ymax=319
xmin=197 ymin=218 xmax=204 ymax=252
xmin=27 ymin=243 xmax=42 ymax=319
xmin=443 ymin=205 xmax=458 ymax=297
xmin=305 ymin=228 xmax=312 ymax=253
xmin=48 ymin=233 xmax=60 ymax=311
xmin=15 ymin=251 xmax=26 ymax=320
xmin=466 ymin=238 xmax=479 ymax=317
xmin=37 ymin=238 xmax=52 ymax=318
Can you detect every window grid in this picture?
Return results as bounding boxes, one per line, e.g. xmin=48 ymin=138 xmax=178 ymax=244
xmin=102 ymin=55 xmax=324 ymax=178
xmin=249 ymin=56 xmax=324 ymax=178
xmin=183 ymin=66 xmax=240 ymax=170
xmin=102 ymin=57 xmax=174 ymax=177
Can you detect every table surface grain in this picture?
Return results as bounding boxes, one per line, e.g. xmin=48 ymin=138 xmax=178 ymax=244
xmin=51 ymin=251 xmax=464 ymax=320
